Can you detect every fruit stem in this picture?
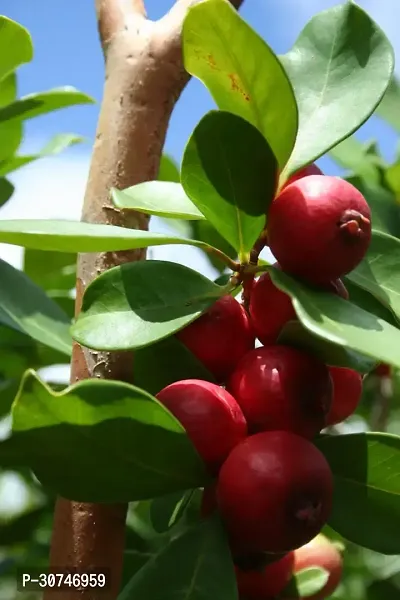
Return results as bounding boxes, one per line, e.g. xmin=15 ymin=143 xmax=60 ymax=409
xmin=205 ymin=245 xmax=240 ymax=272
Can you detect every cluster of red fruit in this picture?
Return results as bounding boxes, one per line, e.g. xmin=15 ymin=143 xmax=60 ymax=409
xmin=156 ymin=166 xmax=371 ymax=599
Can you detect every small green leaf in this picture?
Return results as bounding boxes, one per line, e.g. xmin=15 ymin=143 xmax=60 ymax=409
xmin=0 ymin=72 xmax=21 ymax=162
xmin=134 ymin=336 xmax=215 ymax=396
xmin=0 ymin=87 xmax=94 ymax=123
xmin=0 ymin=370 xmax=208 ymax=502
xmin=281 ymin=2 xmax=394 ymax=177
xmin=150 ymin=491 xmax=187 ymax=533
xmin=0 ymin=258 xmax=72 ymax=355
xmin=118 ymin=515 xmax=237 ymax=600
xmin=158 ymin=155 xmax=179 ymax=183
xmin=347 ymin=231 xmax=400 ymax=323
xmin=0 ymin=72 xmax=17 ymax=106
xmin=0 ymin=219 xmax=217 ymax=253
xmin=112 ymin=182 xmax=205 ymax=220
xmin=329 ymin=137 xmax=384 ymax=186
xmin=0 ymin=17 xmax=33 ymax=81
xmin=0 ymin=133 xmax=84 ymax=177
xmin=293 ymin=567 xmax=330 ymax=598
xmin=278 ymin=320 xmax=376 ymax=374
xmin=270 ymin=267 xmax=400 ymax=370
xmin=316 ymin=433 xmax=400 ymax=554
xmin=376 ymin=76 xmax=400 ymax=132
xmin=183 ymin=0 xmax=297 ymax=169
xmin=72 ymin=261 xmax=224 ymax=351
xmin=182 ymin=111 xmax=277 ymax=257
xmin=0 ymin=178 xmax=14 ymax=206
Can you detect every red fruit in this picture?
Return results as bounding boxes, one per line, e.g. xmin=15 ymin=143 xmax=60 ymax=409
xmin=235 ymin=552 xmax=294 ymax=599
xmin=177 ymin=295 xmax=255 ymax=382
xmin=284 ymin=163 xmax=323 ymax=187
xmin=217 ymin=431 xmax=333 ymax=553
xmin=326 ymin=367 xmax=363 ymax=426
xmin=373 ymin=363 xmax=391 ymax=378
xmin=250 ymin=268 xmax=348 ymax=346
xmin=156 ymin=379 xmax=247 ymax=474
xmin=268 ymin=175 xmax=371 ymax=284
xmin=227 ymin=346 xmax=332 ymax=438
xmin=292 ymin=534 xmax=343 ymax=600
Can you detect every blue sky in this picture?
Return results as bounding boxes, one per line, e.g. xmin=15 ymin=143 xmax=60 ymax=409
xmin=0 ymin=0 xmax=399 ymax=273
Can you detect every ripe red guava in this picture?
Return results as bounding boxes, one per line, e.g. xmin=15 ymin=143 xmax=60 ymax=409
xmin=177 ymin=295 xmax=255 ymax=382
xmin=216 ymin=431 xmax=333 ymax=554
xmin=326 ymin=366 xmax=363 ymax=426
xmin=227 ymin=346 xmax=332 ymax=438
xmin=268 ymin=175 xmax=371 ymax=284
xmin=292 ymin=534 xmax=343 ymax=600
xmin=284 ymin=163 xmax=323 ymax=187
xmin=235 ymin=551 xmax=294 ymax=599
xmin=156 ymin=379 xmax=247 ymax=474
xmin=249 ymin=268 xmax=348 ymax=346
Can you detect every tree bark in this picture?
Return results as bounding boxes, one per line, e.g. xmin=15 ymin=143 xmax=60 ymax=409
xmin=45 ymin=1 xmax=243 ymax=598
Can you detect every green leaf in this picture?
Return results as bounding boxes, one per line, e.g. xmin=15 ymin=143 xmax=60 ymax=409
xmin=269 ymin=267 xmax=400 ymax=370
xmin=347 ymin=231 xmax=400 ymax=323
xmin=0 ymin=219 xmax=217 ymax=253
xmin=345 ymin=279 xmax=398 ymax=328
xmin=281 ymin=2 xmax=394 ymax=177
xmin=278 ymin=320 xmax=376 ymax=374
xmin=0 ymin=370 xmax=208 ymax=502
xmin=346 ymin=176 xmax=400 ymax=239
xmin=182 ymin=111 xmax=277 ymax=257
xmin=0 ymin=72 xmax=22 ymax=162
xmin=72 ymin=261 xmax=224 ymax=351
xmin=150 ymin=491 xmax=187 ymax=533
xmin=191 ymin=220 xmax=237 ymax=273
xmin=134 ymin=336 xmax=215 ymax=396
xmin=112 ymin=182 xmax=205 ymax=220
xmin=0 ymin=506 xmax=49 ymax=546
xmin=183 ymin=0 xmax=297 ymax=169
xmin=118 ymin=515 xmax=237 ymax=600
xmin=316 ymin=433 xmax=400 ymax=554
xmin=0 ymin=87 xmax=94 ymax=123
xmin=0 ymin=177 xmax=14 ymax=206
xmin=292 ymin=567 xmax=330 ymax=598
xmin=23 ymin=249 xmax=76 ymax=292
xmin=329 ymin=138 xmax=384 ymax=186
xmin=0 ymin=258 xmax=72 ymax=355
xmin=0 ymin=133 xmax=84 ymax=177
xmin=0 ymin=17 xmax=33 ymax=81
xmin=158 ymin=155 xmax=179 ymax=183
xmin=376 ymin=76 xmax=400 ymax=132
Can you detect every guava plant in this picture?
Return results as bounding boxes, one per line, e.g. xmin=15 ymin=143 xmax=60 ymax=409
xmin=1 ymin=1 xmax=400 ymax=599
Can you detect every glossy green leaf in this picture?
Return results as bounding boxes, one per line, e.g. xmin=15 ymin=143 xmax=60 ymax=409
xmin=183 ymin=0 xmax=297 ymax=169
xmin=347 ymin=231 xmax=400 ymax=322
xmin=281 ymin=2 xmax=394 ymax=177
xmin=347 ymin=176 xmax=400 ymax=239
xmin=72 ymin=261 xmax=225 ymax=351
xmin=182 ymin=111 xmax=277 ymax=257
xmin=345 ymin=279 xmax=398 ymax=328
xmin=112 ymin=182 xmax=205 ymax=220
xmin=119 ymin=516 xmax=237 ymax=600
xmin=0 ymin=258 xmax=72 ymax=355
xmin=158 ymin=155 xmax=179 ymax=183
xmin=270 ymin=267 xmax=400 ymax=370
xmin=0 ymin=87 xmax=94 ymax=123
xmin=316 ymin=433 xmax=400 ymax=554
xmin=376 ymin=76 xmax=400 ymax=133
xmin=0 ymin=370 xmax=208 ymax=502
xmin=0 ymin=219 xmax=217 ymax=253
xmin=134 ymin=336 xmax=215 ymax=396
xmin=0 ymin=133 xmax=84 ymax=177
xmin=278 ymin=320 xmax=376 ymax=374
xmin=0 ymin=72 xmax=17 ymax=106
xmin=0 ymin=177 xmax=14 ymax=206
xmin=0 ymin=17 xmax=33 ymax=81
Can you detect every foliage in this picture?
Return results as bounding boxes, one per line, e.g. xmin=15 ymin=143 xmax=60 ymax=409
xmin=1 ymin=2 xmax=400 ymax=600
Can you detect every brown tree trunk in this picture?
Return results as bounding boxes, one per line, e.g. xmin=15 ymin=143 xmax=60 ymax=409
xmin=45 ymin=1 xmax=243 ymax=598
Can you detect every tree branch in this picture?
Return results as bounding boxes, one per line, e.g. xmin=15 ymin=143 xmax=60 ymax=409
xmin=46 ymin=1 xmax=244 ymax=599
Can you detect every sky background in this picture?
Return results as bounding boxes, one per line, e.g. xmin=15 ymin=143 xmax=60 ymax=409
xmin=0 ymin=0 xmax=399 ymax=276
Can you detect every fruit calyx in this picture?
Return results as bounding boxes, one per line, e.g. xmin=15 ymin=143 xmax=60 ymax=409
xmin=338 ymin=209 xmax=371 ymax=239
